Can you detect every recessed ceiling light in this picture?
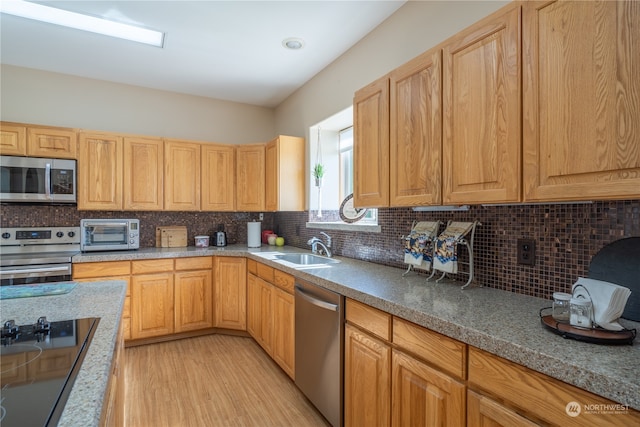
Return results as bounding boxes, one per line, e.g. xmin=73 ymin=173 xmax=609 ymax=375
xmin=282 ymin=37 xmax=305 ymax=50
xmin=0 ymin=0 xmax=165 ymax=47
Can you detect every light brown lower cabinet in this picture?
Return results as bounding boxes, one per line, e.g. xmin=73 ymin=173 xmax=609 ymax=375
xmin=345 ymin=298 xmax=465 ymax=427
xmin=467 ymin=390 xmax=538 ymax=427
xmin=391 ymin=349 xmax=465 ymax=426
xmin=246 ymin=260 xmax=295 ymax=379
xmin=175 ymin=257 xmax=214 ymax=333
xmin=100 ymin=320 xmax=125 ymax=427
xmin=213 ymin=257 xmax=246 ymax=330
xmin=131 ymin=270 xmax=174 ymax=339
xmin=72 ymin=261 xmax=132 ymax=340
xmin=468 ymin=347 xmax=640 ymax=427
xmin=344 ymin=323 xmax=391 ymax=427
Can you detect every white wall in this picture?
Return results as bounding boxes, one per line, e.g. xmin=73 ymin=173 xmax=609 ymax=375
xmin=274 ymin=1 xmax=509 ymax=138
xmin=0 ymin=65 xmax=275 ymax=144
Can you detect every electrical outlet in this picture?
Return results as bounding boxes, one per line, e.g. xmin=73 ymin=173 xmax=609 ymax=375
xmin=517 ymin=238 xmax=536 ymax=266
xmin=259 ymin=213 xmax=264 ymax=221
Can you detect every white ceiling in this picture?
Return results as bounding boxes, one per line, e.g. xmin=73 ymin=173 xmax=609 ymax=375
xmin=0 ymin=1 xmax=405 ymax=108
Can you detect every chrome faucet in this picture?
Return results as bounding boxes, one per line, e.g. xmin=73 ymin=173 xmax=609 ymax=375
xmin=308 ymin=232 xmax=332 ymax=257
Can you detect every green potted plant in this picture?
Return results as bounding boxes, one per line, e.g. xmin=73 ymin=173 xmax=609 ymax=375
xmin=312 ymin=163 xmax=324 ymax=187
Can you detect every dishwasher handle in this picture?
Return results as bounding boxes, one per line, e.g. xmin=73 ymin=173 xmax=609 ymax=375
xmin=295 ymin=285 xmax=338 ymax=312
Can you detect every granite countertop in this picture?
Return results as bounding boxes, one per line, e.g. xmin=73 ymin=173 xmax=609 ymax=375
xmin=73 ymin=245 xmax=640 ymax=410
xmin=0 ymin=280 xmax=126 ymax=427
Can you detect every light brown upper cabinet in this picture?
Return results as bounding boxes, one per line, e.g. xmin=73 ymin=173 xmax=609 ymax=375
xmin=354 ymin=78 xmax=390 ymax=208
xmin=201 ymin=143 xmax=235 ymax=211
xmin=522 ymin=0 xmax=640 ymax=201
xmin=27 ymin=126 xmax=77 ymax=159
xmin=123 ymin=137 xmax=163 ymax=211
xmin=442 ymin=3 xmax=521 ymax=204
xmin=0 ymin=122 xmax=26 ymax=156
xmin=1 ymin=122 xmax=76 ymax=159
xmin=389 ymin=47 xmax=443 ymax=207
xmin=265 ymin=135 xmax=305 ymax=211
xmin=236 ymin=144 xmax=265 ymax=211
xmin=78 ymin=132 xmax=123 ymax=210
xmin=164 ymin=139 xmax=201 ymax=211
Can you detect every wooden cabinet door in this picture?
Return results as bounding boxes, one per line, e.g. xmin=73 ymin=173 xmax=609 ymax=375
xmin=272 ymin=287 xmax=294 ymax=379
xmin=354 ymin=77 xmax=390 ymax=208
xmin=78 ymin=132 xmax=123 ymax=210
xmin=131 ymin=273 xmax=174 ymax=339
xmin=467 ymin=390 xmax=538 ymax=427
xmin=174 ymin=269 xmax=213 ymax=333
xmin=265 ymin=136 xmax=306 ymax=212
xmin=390 ymin=47 xmax=442 ymax=207
xmin=201 ymin=143 xmax=235 ymax=211
xmin=344 ymin=324 xmax=391 ymax=427
xmin=214 ymin=257 xmax=247 ymax=330
xmin=0 ymin=122 xmax=26 ymax=155
xmin=236 ymin=144 xmax=265 ymax=211
xmin=442 ymin=3 xmax=521 ymax=204
xmin=164 ymin=139 xmax=200 ymax=211
xmin=124 ymin=136 xmax=163 ymax=211
xmin=255 ymin=277 xmax=274 ymax=354
xmin=27 ymin=126 xmax=77 ymax=159
xmin=391 ymin=349 xmax=465 ymax=427
xmin=246 ymin=273 xmax=260 ymax=339
xmin=522 ymin=0 xmax=640 ymax=201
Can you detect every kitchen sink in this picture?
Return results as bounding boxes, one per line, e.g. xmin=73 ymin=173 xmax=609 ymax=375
xmin=273 ymin=253 xmax=340 ymax=267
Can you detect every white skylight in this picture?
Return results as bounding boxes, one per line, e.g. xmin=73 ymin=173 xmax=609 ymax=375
xmin=0 ymin=0 xmax=164 ymax=47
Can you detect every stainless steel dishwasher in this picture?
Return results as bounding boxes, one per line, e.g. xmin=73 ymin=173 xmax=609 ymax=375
xmin=295 ymin=279 xmax=344 ymax=427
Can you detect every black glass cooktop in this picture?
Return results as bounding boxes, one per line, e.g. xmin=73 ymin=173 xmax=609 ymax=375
xmin=0 ymin=317 xmax=99 ymax=427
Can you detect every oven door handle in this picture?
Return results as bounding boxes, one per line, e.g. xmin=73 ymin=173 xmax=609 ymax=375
xmin=1 ymin=265 xmax=71 ymax=278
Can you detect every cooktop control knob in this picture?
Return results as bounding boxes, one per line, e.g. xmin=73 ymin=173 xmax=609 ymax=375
xmin=68 ymin=231 xmax=75 ymax=237
xmin=2 ymin=320 xmax=19 ymax=345
xmin=56 ymin=231 xmax=64 ymax=238
xmin=1 ymin=232 xmax=10 ymax=239
xmin=34 ymin=317 xmax=51 ymax=342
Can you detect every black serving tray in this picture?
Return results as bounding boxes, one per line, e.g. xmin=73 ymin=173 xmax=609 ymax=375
xmin=539 ymin=308 xmax=636 ymax=345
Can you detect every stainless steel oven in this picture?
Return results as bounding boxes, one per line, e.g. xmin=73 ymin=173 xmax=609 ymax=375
xmin=0 ymin=155 xmax=76 ymax=203
xmin=0 ymin=227 xmax=80 ymax=286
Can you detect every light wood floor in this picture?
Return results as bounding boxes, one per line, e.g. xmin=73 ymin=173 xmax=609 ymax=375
xmin=125 ymin=334 xmax=331 ymax=427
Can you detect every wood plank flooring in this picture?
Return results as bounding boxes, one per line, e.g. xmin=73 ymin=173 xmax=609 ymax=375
xmin=125 ymin=334 xmax=330 ymax=427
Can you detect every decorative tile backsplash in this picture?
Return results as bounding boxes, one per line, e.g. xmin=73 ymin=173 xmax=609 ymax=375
xmin=0 ymin=206 xmax=274 ymax=247
xmin=2 ymin=200 xmax=638 ymax=300
xmin=277 ymin=200 xmax=640 ymax=300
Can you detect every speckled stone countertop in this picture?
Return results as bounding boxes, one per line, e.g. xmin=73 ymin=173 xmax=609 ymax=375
xmin=73 ymin=245 xmax=640 ymax=410
xmin=0 ymin=280 xmax=126 ymax=427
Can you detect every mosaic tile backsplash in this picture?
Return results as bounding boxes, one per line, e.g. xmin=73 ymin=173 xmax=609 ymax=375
xmin=2 ymin=200 xmax=638 ymax=300
xmin=278 ymin=200 xmax=640 ymax=300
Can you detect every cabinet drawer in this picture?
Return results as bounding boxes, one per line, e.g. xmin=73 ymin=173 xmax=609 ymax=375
xmin=346 ymin=298 xmax=391 ymax=341
xmin=393 ymin=317 xmax=466 ymax=379
xmin=73 ymin=261 xmax=131 ymax=279
xmin=468 ymin=347 xmax=640 ymax=427
xmin=175 ymin=256 xmax=212 ymax=271
xmin=256 ymin=262 xmax=274 ymax=282
xmin=132 ymin=258 xmax=174 ymax=274
xmin=247 ymin=259 xmax=257 ymax=274
xmin=273 ymin=269 xmax=294 ymax=294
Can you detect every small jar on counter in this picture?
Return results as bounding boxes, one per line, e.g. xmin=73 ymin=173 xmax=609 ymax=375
xmin=569 ymin=298 xmax=593 ymax=329
xmin=552 ymin=292 xmax=571 ymax=323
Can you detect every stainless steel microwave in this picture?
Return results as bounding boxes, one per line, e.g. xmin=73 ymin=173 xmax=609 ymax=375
xmin=80 ymin=219 xmax=140 ymax=252
xmin=0 ymin=155 xmax=77 ymax=203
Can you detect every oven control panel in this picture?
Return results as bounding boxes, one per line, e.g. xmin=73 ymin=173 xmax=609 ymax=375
xmin=0 ymin=227 xmax=80 ymax=246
